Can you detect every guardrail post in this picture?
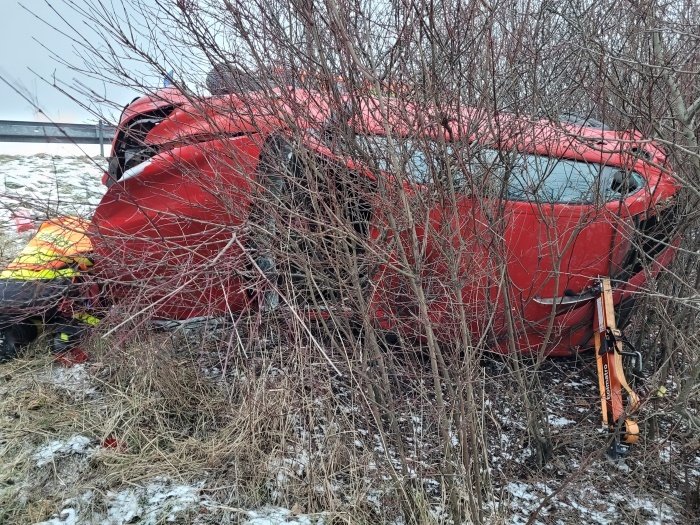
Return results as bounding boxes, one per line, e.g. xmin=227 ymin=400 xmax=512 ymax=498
xmin=98 ymin=120 xmax=105 ymax=157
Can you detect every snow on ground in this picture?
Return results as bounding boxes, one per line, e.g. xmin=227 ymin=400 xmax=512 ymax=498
xmin=0 ymin=151 xmax=105 ymax=248
xmin=34 ymin=435 xmax=96 ymax=467
xmin=503 ymin=478 xmax=679 ymax=525
xmin=2 ymin=322 xmax=693 ymax=524
xmin=244 ymin=506 xmax=321 ymax=525
xmin=547 ymin=415 xmax=576 ymax=427
xmin=34 ymin=478 xmax=209 ymax=525
xmin=28 ymin=428 xmax=319 ymax=525
xmin=40 ymin=363 xmax=100 ymax=401
xmin=0 ymin=144 xmax=103 ymax=157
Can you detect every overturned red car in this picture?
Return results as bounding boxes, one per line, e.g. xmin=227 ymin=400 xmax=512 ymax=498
xmin=83 ymin=79 xmax=679 ymax=357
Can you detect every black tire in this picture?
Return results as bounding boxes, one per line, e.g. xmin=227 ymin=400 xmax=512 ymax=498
xmin=0 ymin=322 xmax=39 ymax=362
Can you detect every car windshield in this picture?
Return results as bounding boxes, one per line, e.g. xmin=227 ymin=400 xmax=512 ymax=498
xmin=350 ymin=136 xmax=643 ymax=204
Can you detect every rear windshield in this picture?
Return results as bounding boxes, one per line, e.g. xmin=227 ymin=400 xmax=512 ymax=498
xmin=351 ymin=136 xmax=643 ymax=204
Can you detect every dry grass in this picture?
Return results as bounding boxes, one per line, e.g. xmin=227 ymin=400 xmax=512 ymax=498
xmin=0 ymin=316 xmax=696 ymax=524
xmin=0 ymin=324 xmax=402 ymax=524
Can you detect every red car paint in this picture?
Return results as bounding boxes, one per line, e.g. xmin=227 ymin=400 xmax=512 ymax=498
xmin=94 ymin=136 xmax=260 ymax=318
xmin=92 ymin=88 xmax=679 ymax=355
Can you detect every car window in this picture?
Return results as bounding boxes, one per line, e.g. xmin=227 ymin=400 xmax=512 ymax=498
xmin=349 ymin=136 xmax=643 ymax=204
xmin=352 ymin=135 xmax=445 ymax=185
xmin=465 ymin=148 xmax=644 ymax=204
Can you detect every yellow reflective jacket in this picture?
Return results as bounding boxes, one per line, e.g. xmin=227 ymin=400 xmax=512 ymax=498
xmin=1 ymin=217 xmax=93 ymax=281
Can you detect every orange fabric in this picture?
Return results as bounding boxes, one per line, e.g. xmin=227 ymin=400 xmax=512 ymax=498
xmin=2 ymin=217 xmax=92 ymax=279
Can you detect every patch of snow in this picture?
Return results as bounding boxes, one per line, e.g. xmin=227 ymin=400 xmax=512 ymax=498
xmin=41 ymin=364 xmax=99 ymax=400
xmin=0 ymin=143 xmax=103 ymax=157
xmin=564 ymin=497 xmax=613 ymax=525
xmin=34 ymin=435 xmax=95 ymax=467
xmin=373 ymin=433 xmax=386 ymax=453
xmin=103 ymin=488 xmax=142 ymax=524
xmin=610 ymin=459 xmax=631 ymax=473
xmin=34 ymin=478 xmax=207 ymax=525
xmin=0 ymin=154 xmax=105 ymax=242
xmin=448 ymin=428 xmax=459 ymax=447
xmin=244 ymin=506 xmax=319 ymax=525
xmin=502 ymin=473 xmax=680 ymax=525
xmin=547 ymin=415 xmax=576 ymax=427
xmin=627 ymin=495 xmax=678 ymax=525
xmin=505 ymin=481 xmax=539 ymax=502
xmin=34 ymin=507 xmax=79 ymax=525
xmin=366 ymin=489 xmax=383 ymax=510
xmin=267 ymin=446 xmax=311 ymax=497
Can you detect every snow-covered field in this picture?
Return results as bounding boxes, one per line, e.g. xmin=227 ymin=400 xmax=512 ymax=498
xmin=0 ymin=153 xmax=696 ymax=524
xmin=0 ymin=151 xmax=105 ymax=246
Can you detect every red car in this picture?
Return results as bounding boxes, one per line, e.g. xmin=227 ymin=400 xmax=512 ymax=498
xmin=92 ymin=83 xmax=679 ymax=356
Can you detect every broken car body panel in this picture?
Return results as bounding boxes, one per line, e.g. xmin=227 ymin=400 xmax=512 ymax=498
xmin=89 ymin=87 xmax=681 ymax=354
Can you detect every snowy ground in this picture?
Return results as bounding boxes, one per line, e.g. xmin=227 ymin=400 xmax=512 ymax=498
xmin=2 ymin=351 xmax=693 ymax=525
xmin=0 ymin=151 xmax=105 ymax=246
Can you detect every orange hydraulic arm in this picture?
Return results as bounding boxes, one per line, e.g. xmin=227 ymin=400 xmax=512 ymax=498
xmin=593 ymin=277 xmax=642 ymax=456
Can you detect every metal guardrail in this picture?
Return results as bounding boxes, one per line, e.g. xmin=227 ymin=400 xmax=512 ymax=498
xmin=0 ymin=120 xmax=116 ymax=155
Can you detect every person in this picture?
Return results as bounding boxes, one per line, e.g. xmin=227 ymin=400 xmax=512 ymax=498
xmin=0 ymin=217 xmax=95 ymax=360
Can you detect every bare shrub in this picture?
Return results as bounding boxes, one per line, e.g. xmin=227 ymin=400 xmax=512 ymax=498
xmin=0 ymin=0 xmax=697 ymax=523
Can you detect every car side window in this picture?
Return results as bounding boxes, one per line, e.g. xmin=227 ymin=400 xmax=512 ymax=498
xmin=457 ymin=147 xmax=644 ymax=204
